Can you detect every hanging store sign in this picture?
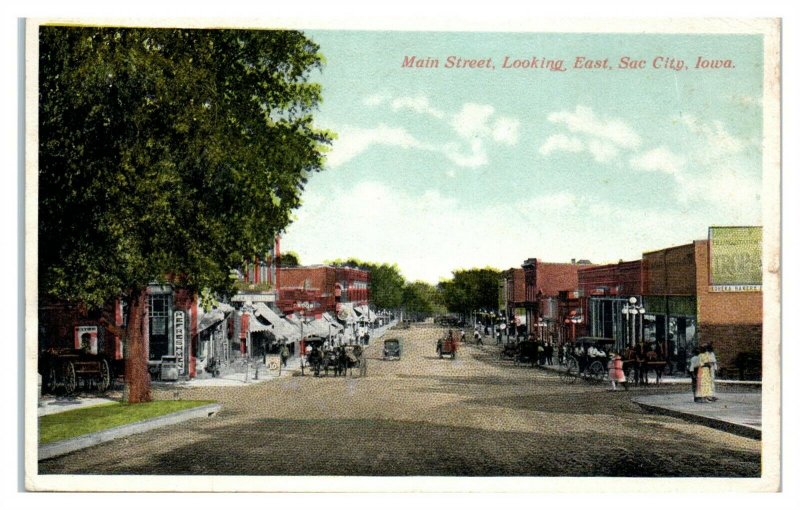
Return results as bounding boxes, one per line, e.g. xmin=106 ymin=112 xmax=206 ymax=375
xmin=709 ymin=226 xmax=762 ymax=286
xmin=174 ymin=311 xmax=186 ymax=375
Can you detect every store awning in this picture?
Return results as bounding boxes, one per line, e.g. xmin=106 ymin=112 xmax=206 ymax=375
xmin=246 ymin=311 xmax=272 ymax=333
xmin=254 ymin=303 xmax=300 ymax=341
xmin=197 ymin=308 xmax=225 ymax=333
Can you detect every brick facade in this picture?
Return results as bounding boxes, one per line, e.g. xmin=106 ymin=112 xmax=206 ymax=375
xmin=277 ymin=265 xmax=370 ymax=315
xmin=694 ymin=240 xmax=762 ymax=372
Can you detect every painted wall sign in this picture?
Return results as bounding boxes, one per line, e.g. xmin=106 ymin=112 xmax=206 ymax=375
xmin=174 ymin=310 xmax=186 ymax=375
xmin=709 ymin=226 xmax=763 ymax=286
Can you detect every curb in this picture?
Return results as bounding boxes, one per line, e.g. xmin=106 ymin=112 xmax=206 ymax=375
xmin=634 ymin=400 xmax=761 ymax=440
xmin=39 ymin=403 xmax=222 ymax=461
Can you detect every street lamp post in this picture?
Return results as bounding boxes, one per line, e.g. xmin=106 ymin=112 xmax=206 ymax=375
xmin=621 ymin=297 xmax=645 ymax=348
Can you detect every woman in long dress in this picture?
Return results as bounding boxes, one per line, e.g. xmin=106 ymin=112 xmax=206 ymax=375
xmin=695 ymin=345 xmax=716 ymax=402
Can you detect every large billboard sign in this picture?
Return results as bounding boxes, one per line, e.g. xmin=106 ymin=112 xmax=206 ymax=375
xmin=709 ymin=226 xmax=762 ymax=291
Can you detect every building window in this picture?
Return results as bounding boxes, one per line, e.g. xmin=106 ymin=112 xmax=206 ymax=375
xmin=148 ymin=292 xmax=172 ymax=360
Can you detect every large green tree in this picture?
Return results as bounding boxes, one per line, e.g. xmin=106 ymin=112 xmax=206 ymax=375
xmin=39 ymin=27 xmax=332 ymax=402
xmin=439 ymin=267 xmax=501 ymax=318
xmin=402 ymin=280 xmax=445 ymax=317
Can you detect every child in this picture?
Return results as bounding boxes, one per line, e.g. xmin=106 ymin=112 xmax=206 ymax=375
xmin=608 ymin=352 xmax=628 ymax=391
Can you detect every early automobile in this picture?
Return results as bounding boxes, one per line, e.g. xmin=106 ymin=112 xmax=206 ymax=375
xmin=383 ymin=338 xmax=401 ymax=360
xmin=436 ymin=332 xmax=458 ymax=359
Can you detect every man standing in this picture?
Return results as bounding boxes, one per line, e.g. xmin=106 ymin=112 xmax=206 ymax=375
xmin=280 ymin=342 xmax=289 ymax=367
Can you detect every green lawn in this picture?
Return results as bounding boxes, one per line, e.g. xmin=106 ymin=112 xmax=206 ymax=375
xmin=39 ymin=400 xmax=215 ymax=444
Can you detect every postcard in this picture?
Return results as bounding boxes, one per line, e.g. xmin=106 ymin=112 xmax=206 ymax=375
xmin=24 ymin=17 xmax=781 ymax=492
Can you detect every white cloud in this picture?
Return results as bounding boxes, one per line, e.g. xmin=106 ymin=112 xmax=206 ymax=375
xmin=390 ymin=95 xmax=446 ymax=119
xmin=629 ymin=146 xmax=687 ymax=176
xmin=678 ymin=114 xmax=746 ymax=161
xmin=442 ymin=139 xmax=488 ymax=168
xmin=451 ymin=103 xmax=496 ymax=139
xmin=492 ymin=117 xmax=521 ymax=145
xmin=539 ymin=134 xmax=583 ymax=156
xmin=587 ymin=139 xmax=619 ymax=163
xmin=363 ymin=92 xmax=389 ymax=106
xmin=338 ymin=95 xmax=521 ymax=169
xmin=326 ymin=124 xmax=435 ymax=168
xmin=548 ymin=106 xmax=641 ymax=149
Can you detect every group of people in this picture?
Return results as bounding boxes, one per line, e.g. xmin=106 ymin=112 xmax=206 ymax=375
xmin=689 ymin=344 xmax=718 ymax=402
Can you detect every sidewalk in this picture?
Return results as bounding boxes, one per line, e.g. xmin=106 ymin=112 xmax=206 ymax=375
xmin=478 ymin=343 xmax=762 ymax=438
xmin=632 ymin=393 xmax=761 ymax=439
xmin=173 ymin=320 xmax=399 ymax=388
xmin=38 ymin=396 xmax=118 ymax=417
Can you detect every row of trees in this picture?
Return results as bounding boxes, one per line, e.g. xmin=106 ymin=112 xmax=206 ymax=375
xmin=327 ymin=259 xmax=501 ymax=320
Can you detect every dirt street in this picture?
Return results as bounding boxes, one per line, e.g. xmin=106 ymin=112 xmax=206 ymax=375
xmin=39 ymin=324 xmax=760 ymax=477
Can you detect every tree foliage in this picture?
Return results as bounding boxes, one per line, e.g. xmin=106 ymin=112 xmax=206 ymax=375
xmin=39 ymin=26 xmax=332 ymax=306
xmin=275 ymin=251 xmax=300 ymax=267
xmin=402 ymin=280 xmax=445 ymax=315
xmin=38 ymin=26 xmax=332 ymax=401
xmin=439 ymin=267 xmax=502 ymax=317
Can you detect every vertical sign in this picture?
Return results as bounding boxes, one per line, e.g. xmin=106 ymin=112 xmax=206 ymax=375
xmin=174 ymin=311 xmax=185 ymax=375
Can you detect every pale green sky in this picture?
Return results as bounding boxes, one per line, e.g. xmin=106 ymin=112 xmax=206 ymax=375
xmin=281 ymin=30 xmax=764 ymax=283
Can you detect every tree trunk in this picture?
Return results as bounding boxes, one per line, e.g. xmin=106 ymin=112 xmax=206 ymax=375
xmin=123 ymin=287 xmax=152 ymax=403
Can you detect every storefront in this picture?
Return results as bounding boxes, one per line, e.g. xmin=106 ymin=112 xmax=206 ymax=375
xmin=641 ymin=296 xmax=697 ymax=373
xmin=145 ymin=284 xmax=199 ymax=380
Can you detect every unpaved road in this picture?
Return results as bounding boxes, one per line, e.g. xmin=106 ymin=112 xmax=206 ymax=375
xmin=39 ymin=324 xmax=760 ymax=476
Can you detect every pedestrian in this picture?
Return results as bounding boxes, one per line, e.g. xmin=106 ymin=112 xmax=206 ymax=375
xmin=280 ymin=343 xmax=289 ymax=367
xmin=608 ymin=352 xmax=628 ymax=391
xmin=359 ymin=349 xmax=367 ymax=377
xmin=705 ymin=344 xmax=718 ymax=401
xmin=496 ymin=329 xmax=502 ymax=345
xmin=695 ymin=345 xmax=717 ymax=402
xmin=689 ymin=348 xmax=701 ymax=402
xmin=545 ymin=342 xmax=554 ymax=365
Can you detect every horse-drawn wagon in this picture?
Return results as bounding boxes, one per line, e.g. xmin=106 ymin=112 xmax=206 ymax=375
xmin=39 ymin=348 xmax=115 ymax=395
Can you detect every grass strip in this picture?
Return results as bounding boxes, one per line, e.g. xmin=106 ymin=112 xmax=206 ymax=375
xmin=39 ymin=400 xmax=215 ymax=444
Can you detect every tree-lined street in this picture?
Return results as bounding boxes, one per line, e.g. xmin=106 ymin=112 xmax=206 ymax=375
xmin=39 ymin=323 xmax=760 ymax=477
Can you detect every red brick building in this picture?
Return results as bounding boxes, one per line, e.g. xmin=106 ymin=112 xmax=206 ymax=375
xmin=38 ymin=284 xmax=201 ymax=381
xmin=276 ymin=265 xmax=369 ymax=317
xmin=522 ymin=258 xmax=595 ymax=343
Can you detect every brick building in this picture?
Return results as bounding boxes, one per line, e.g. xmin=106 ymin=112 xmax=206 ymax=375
xmin=640 ymin=227 xmax=762 ymax=376
xmin=522 ymin=258 xmax=595 ymax=343
xmin=578 ymin=259 xmax=643 ymax=352
xmin=276 ymin=265 xmax=370 ymax=317
xmin=498 ymin=268 xmax=526 ymax=335
xmin=38 ymin=284 xmax=201 ymax=381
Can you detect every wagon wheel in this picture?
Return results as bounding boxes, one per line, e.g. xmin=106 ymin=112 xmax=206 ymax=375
xmin=45 ymin=365 xmax=58 ymax=393
xmin=62 ymin=361 xmax=77 ymax=395
xmin=560 ymin=358 xmax=579 ymax=384
xmin=587 ymin=361 xmax=606 ymax=384
xmin=97 ymin=358 xmax=112 ymax=393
